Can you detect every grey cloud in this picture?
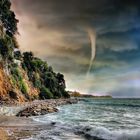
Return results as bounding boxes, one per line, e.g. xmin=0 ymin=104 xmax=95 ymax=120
xmin=97 ymin=33 xmax=138 ymax=52
xmin=111 ymin=87 xmax=140 ymax=98
xmin=12 ymin=0 xmax=140 ymax=96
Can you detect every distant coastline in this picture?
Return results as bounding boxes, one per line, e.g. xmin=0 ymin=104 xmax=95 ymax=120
xmin=69 ymin=91 xmax=112 ymax=99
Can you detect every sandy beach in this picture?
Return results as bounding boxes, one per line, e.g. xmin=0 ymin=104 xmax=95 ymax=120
xmin=0 ymin=116 xmax=55 ymax=140
xmin=0 ymin=98 xmax=79 ymax=140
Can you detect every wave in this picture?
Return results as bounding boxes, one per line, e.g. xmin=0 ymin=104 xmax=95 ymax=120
xmin=0 ymin=106 xmax=23 ymax=116
xmin=21 ymin=121 xmax=140 ymax=140
xmin=29 ymin=99 xmax=140 ymax=140
xmin=76 ymin=126 xmax=140 ymax=140
xmin=87 ymin=102 xmax=140 ymax=108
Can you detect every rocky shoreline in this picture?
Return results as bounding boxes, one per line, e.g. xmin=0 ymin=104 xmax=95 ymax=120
xmin=0 ymin=98 xmax=107 ymax=140
xmin=16 ymin=98 xmax=79 ymax=117
xmin=0 ymin=98 xmax=79 ymax=139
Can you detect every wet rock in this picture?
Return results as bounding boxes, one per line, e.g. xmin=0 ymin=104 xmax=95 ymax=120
xmin=16 ymin=106 xmax=58 ymax=117
xmin=16 ymin=98 xmax=78 ymax=117
xmin=84 ymin=133 xmax=106 ymax=140
xmin=51 ymin=122 xmax=56 ymax=125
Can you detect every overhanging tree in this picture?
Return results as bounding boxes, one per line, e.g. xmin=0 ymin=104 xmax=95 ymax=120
xmin=0 ymin=0 xmax=18 ymax=36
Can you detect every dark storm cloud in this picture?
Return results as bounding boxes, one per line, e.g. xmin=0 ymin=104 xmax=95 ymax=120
xmin=12 ymin=0 xmax=140 ymax=96
xmin=13 ymin=0 xmax=140 ymax=32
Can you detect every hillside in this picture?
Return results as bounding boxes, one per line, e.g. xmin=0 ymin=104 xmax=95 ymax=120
xmin=0 ymin=0 xmax=69 ymax=104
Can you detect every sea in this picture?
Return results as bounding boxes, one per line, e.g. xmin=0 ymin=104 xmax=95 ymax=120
xmin=25 ymin=98 xmax=140 ymax=140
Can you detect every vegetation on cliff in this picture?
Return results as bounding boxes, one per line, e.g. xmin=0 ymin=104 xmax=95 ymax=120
xmin=0 ymin=0 xmax=69 ymax=103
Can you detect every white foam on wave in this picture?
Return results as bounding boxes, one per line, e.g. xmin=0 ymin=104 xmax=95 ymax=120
xmin=21 ymin=122 xmax=85 ymax=140
xmin=0 ymin=106 xmax=23 ymax=116
xmin=31 ymin=114 xmax=140 ymax=140
xmin=20 ymin=121 xmax=140 ymax=140
xmin=116 ymin=129 xmax=140 ymax=140
xmin=27 ymin=99 xmax=140 ymax=140
xmin=82 ymin=126 xmax=140 ymax=140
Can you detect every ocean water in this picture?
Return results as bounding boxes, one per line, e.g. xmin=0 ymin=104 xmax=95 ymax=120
xmin=29 ymin=98 xmax=140 ymax=140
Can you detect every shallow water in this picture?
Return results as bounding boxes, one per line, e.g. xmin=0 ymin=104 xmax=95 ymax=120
xmin=27 ymin=98 xmax=140 ymax=140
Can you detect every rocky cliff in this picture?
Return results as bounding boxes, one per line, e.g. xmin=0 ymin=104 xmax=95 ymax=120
xmin=0 ymin=0 xmax=69 ymax=104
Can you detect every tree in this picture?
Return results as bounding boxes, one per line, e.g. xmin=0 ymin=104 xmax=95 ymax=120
xmin=0 ymin=0 xmax=18 ymax=36
xmin=56 ymin=73 xmax=66 ymax=89
xmin=22 ymin=52 xmax=34 ymax=71
xmin=21 ymin=51 xmax=70 ymax=99
xmin=39 ymin=86 xmax=53 ymax=99
xmin=14 ymin=50 xmax=22 ymax=60
xmin=23 ymin=52 xmax=34 ymax=61
xmin=0 ymin=36 xmax=13 ymax=61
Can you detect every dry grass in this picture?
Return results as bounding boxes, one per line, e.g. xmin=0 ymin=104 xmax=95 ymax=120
xmin=0 ymin=67 xmax=12 ymax=101
xmin=0 ymin=128 xmax=8 ymax=140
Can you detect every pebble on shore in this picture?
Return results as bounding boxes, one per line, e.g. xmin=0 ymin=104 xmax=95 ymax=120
xmin=16 ymin=98 xmax=78 ymax=117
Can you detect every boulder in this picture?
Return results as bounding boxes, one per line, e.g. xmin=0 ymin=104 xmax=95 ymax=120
xmin=16 ymin=98 xmax=78 ymax=117
xmin=16 ymin=105 xmax=58 ymax=117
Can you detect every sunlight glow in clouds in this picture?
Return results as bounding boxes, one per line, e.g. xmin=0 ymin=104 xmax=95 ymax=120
xmin=11 ymin=0 xmax=140 ymax=97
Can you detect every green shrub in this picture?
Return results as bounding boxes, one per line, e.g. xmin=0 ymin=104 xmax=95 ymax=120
xmin=34 ymin=79 xmax=42 ymax=89
xmin=14 ymin=50 xmax=22 ymax=60
xmin=21 ymin=62 xmax=27 ymax=70
xmin=10 ymin=67 xmax=29 ymax=95
xmin=62 ymin=91 xmax=70 ymax=98
xmin=19 ymin=80 xmax=29 ymax=95
xmin=11 ymin=67 xmax=22 ymax=81
xmin=11 ymin=63 xmax=18 ymax=68
xmin=10 ymin=76 xmax=17 ymax=85
xmin=32 ymin=95 xmax=39 ymax=100
xmin=39 ymin=86 xmax=53 ymax=99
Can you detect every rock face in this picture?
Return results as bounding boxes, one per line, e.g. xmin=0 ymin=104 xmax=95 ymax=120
xmin=16 ymin=98 xmax=78 ymax=117
xmin=0 ymin=67 xmax=12 ymax=101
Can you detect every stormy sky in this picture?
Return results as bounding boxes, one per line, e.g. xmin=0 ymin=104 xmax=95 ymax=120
xmin=11 ymin=0 xmax=140 ymax=97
